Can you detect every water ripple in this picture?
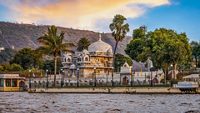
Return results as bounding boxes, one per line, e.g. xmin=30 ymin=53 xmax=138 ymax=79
xmin=0 ymin=93 xmax=200 ymax=113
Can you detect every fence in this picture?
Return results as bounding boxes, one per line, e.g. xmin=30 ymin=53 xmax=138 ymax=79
xmin=29 ymin=79 xmax=170 ymax=89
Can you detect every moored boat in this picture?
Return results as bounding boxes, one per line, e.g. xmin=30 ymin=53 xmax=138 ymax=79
xmin=174 ymin=74 xmax=199 ymax=93
xmin=0 ymin=74 xmax=26 ymax=92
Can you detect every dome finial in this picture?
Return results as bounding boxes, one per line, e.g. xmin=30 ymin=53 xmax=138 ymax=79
xmin=99 ymin=33 xmax=102 ymax=41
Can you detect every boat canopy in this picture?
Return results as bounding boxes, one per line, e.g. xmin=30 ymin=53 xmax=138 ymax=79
xmin=183 ymin=74 xmax=200 ymax=79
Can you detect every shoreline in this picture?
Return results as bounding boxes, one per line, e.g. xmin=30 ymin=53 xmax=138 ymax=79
xmin=28 ymin=87 xmax=200 ymax=94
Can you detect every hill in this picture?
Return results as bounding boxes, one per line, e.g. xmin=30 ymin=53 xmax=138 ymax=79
xmin=0 ymin=22 xmax=132 ymax=53
xmin=0 ymin=22 xmax=132 ymax=63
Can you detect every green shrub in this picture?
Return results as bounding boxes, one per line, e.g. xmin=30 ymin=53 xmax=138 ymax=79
xmin=0 ymin=65 xmax=4 ymax=72
xmin=9 ymin=63 xmax=23 ymax=71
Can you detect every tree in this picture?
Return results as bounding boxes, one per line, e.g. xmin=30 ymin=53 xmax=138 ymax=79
xmin=11 ymin=48 xmax=37 ymax=69
xmin=191 ymin=41 xmax=200 ymax=67
xmin=42 ymin=59 xmax=62 ymax=73
xmin=149 ymin=29 xmax=191 ymax=79
xmin=9 ymin=63 xmax=23 ymax=71
xmin=126 ymin=27 xmax=192 ymax=80
xmin=77 ymin=37 xmax=90 ymax=51
xmin=125 ymin=26 xmax=148 ymax=62
xmin=114 ymin=53 xmax=132 ymax=72
xmin=37 ymin=25 xmax=74 ymax=86
xmin=109 ymin=14 xmax=129 ymax=56
xmin=0 ymin=63 xmax=23 ymax=72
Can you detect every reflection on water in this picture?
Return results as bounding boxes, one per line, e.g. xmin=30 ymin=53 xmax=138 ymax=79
xmin=0 ymin=92 xmax=200 ymax=113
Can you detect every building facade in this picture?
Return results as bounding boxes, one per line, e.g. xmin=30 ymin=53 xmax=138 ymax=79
xmin=62 ymin=35 xmax=113 ymax=80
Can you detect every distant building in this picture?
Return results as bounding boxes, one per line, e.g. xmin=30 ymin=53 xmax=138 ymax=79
xmin=120 ymin=59 xmax=164 ymax=85
xmin=133 ymin=59 xmax=164 ymax=84
xmin=120 ymin=62 xmax=132 ymax=85
xmin=62 ymin=34 xmax=113 ymax=80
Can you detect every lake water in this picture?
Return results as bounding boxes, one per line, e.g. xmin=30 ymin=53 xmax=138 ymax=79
xmin=0 ymin=92 xmax=200 ymax=113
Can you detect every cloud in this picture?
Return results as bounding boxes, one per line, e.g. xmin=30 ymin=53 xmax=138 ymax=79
xmin=0 ymin=0 xmax=170 ymax=31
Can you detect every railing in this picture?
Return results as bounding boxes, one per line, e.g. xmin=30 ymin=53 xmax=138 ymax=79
xmin=29 ymin=80 xmax=171 ymax=89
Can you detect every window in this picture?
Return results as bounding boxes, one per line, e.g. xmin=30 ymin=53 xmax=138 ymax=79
xmin=12 ymin=79 xmax=17 ymax=87
xmin=85 ymin=57 xmax=89 ymax=61
xmin=5 ymin=79 xmax=11 ymax=87
xmin=67 ymin=58 xmax=71 ymax=62
xmin=0 ymin=79 xmax=4 ymax=87
xmin=78 ymin=58 xmax=81 ymax=62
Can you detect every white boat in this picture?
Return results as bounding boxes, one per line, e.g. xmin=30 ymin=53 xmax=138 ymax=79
xmin=173 ymin=74 xmax=199 ymax=93
xmin=174 ymin=81 xmax=199 ymax=89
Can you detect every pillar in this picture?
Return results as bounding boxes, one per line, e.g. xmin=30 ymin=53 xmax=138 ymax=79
xmin=4 ymin=79 xmax=6 ymax=87
xmin=11 ymin=79 xmax=12 ymax=87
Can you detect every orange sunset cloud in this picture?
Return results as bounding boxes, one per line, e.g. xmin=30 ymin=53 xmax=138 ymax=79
xmin=1 ymin=0 xmax=170 ymax=31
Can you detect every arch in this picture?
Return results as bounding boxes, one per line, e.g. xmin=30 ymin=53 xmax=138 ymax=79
xmin=67 ymin=58 xmax=71 ymax=62
xmin=19 ymin=81 xmax=25 ymax=87
xmin=78 ymin=57 xmax=82 ymax=62
xmin=19 ymin=81 xmax=26 ymax=91
xmin=122 ymin=76 xmax=129 ymax=85
xmin=85 ymin=56 xmax=89 ymax=61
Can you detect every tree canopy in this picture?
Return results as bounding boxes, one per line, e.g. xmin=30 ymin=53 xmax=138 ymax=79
xmin=125 ymin=26 xmax=147 ymax=62
xmin=10 ymin=48 xmax=39 ymax=69
xmin=114 ymin=53 xmax=132 ymax=72
xmin=125 ymin=27 xmax=191 ymax=79
xmin=109 ymin=14 xmax=129 ymax=56
xmin=190 ymin=41 xmax=200 ymax=67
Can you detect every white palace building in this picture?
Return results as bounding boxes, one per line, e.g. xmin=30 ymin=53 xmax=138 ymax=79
xmin=62 ymin=34 xmax=113 ymax=81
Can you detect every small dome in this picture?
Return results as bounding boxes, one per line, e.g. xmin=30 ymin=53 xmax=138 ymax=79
xmin=107 ymin=48 xmax=112 ymax=54
xmin=88 ymin=35 xmax=113 ymax=53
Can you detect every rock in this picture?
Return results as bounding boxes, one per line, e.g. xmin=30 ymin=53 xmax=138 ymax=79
xmin=129 ymin=100 xmax=134 ymax=103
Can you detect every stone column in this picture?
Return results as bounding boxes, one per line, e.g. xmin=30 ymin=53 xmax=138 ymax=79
xmin=11 ymin=79 xmax=12 ymax=87
xmin=4 ymin=79 xmax=6 ymax=87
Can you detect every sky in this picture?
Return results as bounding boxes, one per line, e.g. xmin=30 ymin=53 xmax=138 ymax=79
xmin=0 ymin=0 xmax=199 ymax=41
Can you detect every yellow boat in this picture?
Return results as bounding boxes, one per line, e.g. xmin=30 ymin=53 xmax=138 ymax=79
xmin=0 ymin=74 xmax=26 ymax=92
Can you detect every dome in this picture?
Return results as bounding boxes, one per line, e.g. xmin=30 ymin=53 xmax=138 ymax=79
xmin=107 ymin=48 xmax=112 ymax=54
xmin=88 ymin=35 xmax=113 ymax=53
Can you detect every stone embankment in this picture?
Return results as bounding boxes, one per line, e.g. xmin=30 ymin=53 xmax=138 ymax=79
xmin=28 ymin=87 xmax=200 ymax=94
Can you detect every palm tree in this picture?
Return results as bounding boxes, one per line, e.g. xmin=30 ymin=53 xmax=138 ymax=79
xmin=77 ymin=37 xmax=90 ymax=51
xmin=37 ymin=25 xmax=74 ymax=87
xmin=109 ymin=14 xmax=129 ymax=56
xmin=109 ymin=14 xmax=129 ymax=86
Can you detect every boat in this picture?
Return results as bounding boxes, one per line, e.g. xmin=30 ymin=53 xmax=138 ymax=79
xmin=0 ymin=74 xmax=26 ymax=92
xmin=174 ymin=74 xmax=199 ymax=93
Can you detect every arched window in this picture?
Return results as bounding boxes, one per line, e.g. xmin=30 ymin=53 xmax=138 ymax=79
xmin=78 ymin=58 xmax=81 ymax=62
xmin=85 ymin=57 xmax=89 ymax=61
xmin=67 ymin=58 xmax=71 ymax=62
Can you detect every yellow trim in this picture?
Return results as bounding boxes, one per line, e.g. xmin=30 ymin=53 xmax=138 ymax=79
xmin=0 ymin=79 xmax=25 ymax=92
xmin=0 ymin=87 xmax=20 ymax=92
